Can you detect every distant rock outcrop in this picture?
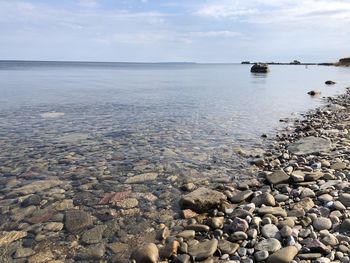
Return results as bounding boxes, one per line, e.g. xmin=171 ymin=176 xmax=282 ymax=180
xmin=250 ymin=63 xmax=269 ymax=73
xmin=336 ymin=57 xmax=350 ymax=67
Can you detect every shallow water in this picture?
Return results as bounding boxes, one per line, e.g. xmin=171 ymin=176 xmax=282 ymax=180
xmin=0 ymin=61 xmax=349 ymax=259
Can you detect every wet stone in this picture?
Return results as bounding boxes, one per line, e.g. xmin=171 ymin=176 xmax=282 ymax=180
xmin=180 ymin=187 xmax=227 ymax=213
xmin=266 ymin=170 xmax=290 ymax=185
xmin=218 ymin=240 xmax=239 ymax=255
xmin=188 ymin=239 xmax=218 ymax=261
xmin=76 ymin=243 xmax=106 ymax=260
xmin=267 ymin=246 xmax=298 ymax=263
xmin=81 ymin=225 xmax=107 ymax=244
xmin=0 ymin=231 xmax=27 ymax=246
xmin=288 ymin=136 xmax=333 ymax=155
xmin=130 ymin=243 xmax=159 ymax=263
xmin=64 ymin=210 xmax=93 ymax=233
xmin=21 ymin=195 xmax=41 ymax=207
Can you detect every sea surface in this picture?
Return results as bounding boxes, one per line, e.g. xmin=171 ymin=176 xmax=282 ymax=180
xmin=0 ymin=61 xmax=349 ymax=257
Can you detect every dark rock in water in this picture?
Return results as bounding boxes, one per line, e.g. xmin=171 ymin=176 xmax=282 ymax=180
xmin=21 ymin=195 xmax=41 ymax=207
xmin=307 ymin=90 xmax=321 ymax=96
xmin=251 ymin=63 xmax=269 ymax=73
xmin=180 ymin=187 xmax=227 ymax=213
xmin=64 ymin=210 xmax=93 ymax=233
xmin=325 ymin=80 xmax=336 ymax=85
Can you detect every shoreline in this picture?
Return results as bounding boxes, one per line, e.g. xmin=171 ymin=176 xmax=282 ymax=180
xmin=130 ymin=87 xmax=350 ymax=262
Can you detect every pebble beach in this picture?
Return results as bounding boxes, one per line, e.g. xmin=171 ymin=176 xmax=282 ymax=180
xmin=129 ymin=87 xmax=350 ymax=263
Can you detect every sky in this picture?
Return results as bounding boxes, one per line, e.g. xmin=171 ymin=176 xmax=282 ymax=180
xmin=0 ymin=0 xmax=350 ymax=62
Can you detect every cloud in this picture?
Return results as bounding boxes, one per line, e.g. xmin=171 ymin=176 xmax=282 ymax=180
xmin=191 ymin=31 xmax=241 ymax=38
xmin=195 ymin=5 xmax=257 ymax=18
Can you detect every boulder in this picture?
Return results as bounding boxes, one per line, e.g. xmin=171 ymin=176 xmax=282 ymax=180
xmin=288 ymin=136 xmax=332 ymax=155
xmin=180 ymin=187 xmax=227 ymax=213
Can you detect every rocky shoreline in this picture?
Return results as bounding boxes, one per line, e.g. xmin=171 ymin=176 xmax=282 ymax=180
xmin=130 ymin=87 xmax=350 ymax=263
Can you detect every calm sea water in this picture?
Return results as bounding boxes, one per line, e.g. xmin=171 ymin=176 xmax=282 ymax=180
xmin=0 ymin=61 xmax=349 ymax=139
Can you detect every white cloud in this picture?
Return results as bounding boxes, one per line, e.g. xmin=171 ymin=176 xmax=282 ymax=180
xmin=195 ymin=5 xmax=257 ymax=18
xmin=78 ymin=0 xmax=99 ymax=8
xmin=191 ymin=31 xmax=241 ymax=38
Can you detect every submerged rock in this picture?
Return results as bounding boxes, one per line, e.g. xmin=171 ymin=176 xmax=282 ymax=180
xmin=180 ymin=187 xmax=227 ymax=213
xmin=288 ymin=136 xmax=333 ymax=155
xmin=130 ymin=243 xmax=159 ymax=263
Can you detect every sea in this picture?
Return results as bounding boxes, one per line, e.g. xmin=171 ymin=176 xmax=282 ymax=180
xmin=0 ymin=61 xmax=349 ymax=256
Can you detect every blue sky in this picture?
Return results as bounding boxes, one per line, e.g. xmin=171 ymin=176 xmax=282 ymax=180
xmin=0 ymin=0 xmax=349 ymax=62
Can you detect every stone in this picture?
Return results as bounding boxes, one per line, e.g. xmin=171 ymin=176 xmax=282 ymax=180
xmin=340 ymin=219 xmax=350 ymax=232
xmin=288 ymin=136 xmax=333 ymax=155
xmin=218 ymin=240 xmax=239 ymax=255
xmin=266 ymin=171 xmax=290 ymax=185
xmin=300 ymin=188 xmax=315 ymax=198
xmin=304 ymin=172 xmax=324 ymax=181
xmin=0 ymin=231 xmax=27 ymax=246
xmin=267 ymin=246 xmax=298 ymax=263
xmin=44 ymin=222 xmax=64 ymax=231
xmin=64 ymin=210 xmax=93 ymax=233
xmin=257 ymin=207 xmax=287 ymax=217
xmin=230 ymin=231 xmax=248 ymax=241
xmin=231 ymin=190 xmax=253 ymax=203
xmin=107 ymin=242 xmax=129 ymax=254
xmin=313 ymin=217 xmax=332 ymax=231
xmin=255 ymin=238 xmax=281 ymax=253
xmin=290 ymin=171 xmax=305 ymax=182
xmin=304 ymin=239 xmax=331 ymax=253
xmin=255 ymin=250 xmax=269 ymax=261
xmin=331 ymin=162 xmax=347 ymax=170
xmin=81 ymin=225 xmax=107 ymax=244
xmin=180 ymin=187 xmax=227 ymax=213
xmin=130 ymin=243 xmax=159 ymax=263
xmin=261 ymin=224 xmax=280 ymax=239
xmin=280 ymin=226 xmax=292 ymax=238
xmin=14 ymin=180 xmax=63 ymax=195
xmin=209 ymin=217 xmax=224 ymax=229
xmin=160 ymin=240 xmax=180 ymax=259
xmin=177 ymin=230 xmax=195 ymax=239
xmin=114 ymin=198 xmax=138 ymax=209
xmin=14 ymin=247 xmax=35 ymax=258
xmin=77 ymin=243 xmax=106 ymax=260
xmin=298 ymin=253 xmax=323 ymax=259
xmin=252 ymin=193 xmax=276 ymax=207
xmin=339 ymin=193 xmax=350 ymax=207
xmin=230 ymin=217 xmax=249 ymax=232
xmin=333 ymin=201 xmax=346 ymax=211
xmin=28 ymin=250 xmax=54 ymax=263
xmin=188 ymin=239 xmax=218 ymax=261
xmin=125 ymin=173 xmax=158 ymax=184
xmin=185 ymin=224 xmax=210 ymax=232
xmin=181 ymin=209 xmax=199 ymax=219
xmin=55 ymin=200 xmax=74 ymax=211
xmin=21 ymin=195 xmax=41 ymax=207
xmin=173 ymin=254 xmax=191 ymax=263
xmin=290 ymin=197 xmax=314 ymax=211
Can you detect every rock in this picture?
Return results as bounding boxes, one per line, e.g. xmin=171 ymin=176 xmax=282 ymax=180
xmin=107 ymin=242 xmax=129 ymax=254
xmin=261 ymin=224 xmax=280 ymax=239
xmin=77 ymin=243 xmax=106 ymax=260
xmin=218 ymin=240 xmax=239 ymax=255
xmin=333 ymin=201 xmax=346 ymax=211
xmin=251 ymin=63 xmax=269 ymax=73
xmin=14 ymin=180 xmax=63 ymax=195
xmin=230 ymin=231 xmax=248 ymax=241
xmin=290 ymin=197 xmax=314 ymax=211
xmin=28 ymin=249 xmax=55 ymax=263
xmin=81 ymin=225 xmax=107 ymax=244
xmin=209 ymin=217 xmax=224 ymax=229
xmin=181 ymin=209 xmax=199 ymax=219
xmin=14 ymin=247 xmax=35 ymax=258
xmin=304 ymin=239 xmax=331 ymax=253
xmin=55 ymin=199 xmax=74 ymax=211
xmin=280 ymin=226 xmax=292 ymax=238
xmin=130 ymin=243 xmax=159 ymax=263
xmin=173 ymin=254 xmax=191 ymax=263
xmin=230 ymin=217 xmax=249 ymax=232
xmin=267 ymin=246 xmax=298 ymax=263
xmin=21 ymin=195 xmax=41 ymax=207
xmin=339 ymin=193 xmax=350 ymax=207
xmin=307 ymin=90 xmax=322 ymax=96
xmin=44 ymin=222 xmax=64 ymax=231
xmin=288 ymin=136 xmax=332 ymax=155
xmin=313 ymin=217 xmax=332 ymax=231
xmin=266 ymin=171 xmax=290 ymax=185
xmin=180 ymin=187 xmax=227 ymax=213
xmin=304 ymin=171 xmax=324 ymax=181
xmin=64 ymin=210 xmax=93 ymax=233
xmin=177 ymin=230 xmax=195 ymax=239
xmin=257 ymin=207 xmax=287 ymax=217
xmin=125 ymin=173 xmax=158 ymax=184
xmin=255 ymin=250 xmax=269 ymax=261
xmin=290 ymin=171 xmax=305 ymax=182
xmin=252 ymin=193 xmax=276 ymax=207
xmin=0 ymin=231 xmax=27 ymax=246
xmin=300 ymin=188 xmax=315 ymax=198
xmin=325 ymin=80 xmax=336 ymax=85
xmin=255 ymin=238 xmax=281 ymax=253
xmin=161 ymin=240 xmax=180 ymax=259
xmin=298 ymin=253 xmax=323 ymax=259
xmin=231 ymin=190 xmax=254 ymax=203
xmin=340 ymin=219 xmax=350 ymax=232
xmin=114 ymin=198 xmax=138 ymax=209
xmin=188 ymin=239 xmax=218 ymax=261
xmin=185 ymin=224 xmax=210 ymax=232
xmin=156 ymin=226 xmax=170 ymax=241
xmin=331 ymin=162 xmax=347 ymax=170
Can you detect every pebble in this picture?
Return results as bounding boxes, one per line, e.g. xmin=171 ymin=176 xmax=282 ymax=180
xmin=130 ymin=243 xmax=159 ymax=263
